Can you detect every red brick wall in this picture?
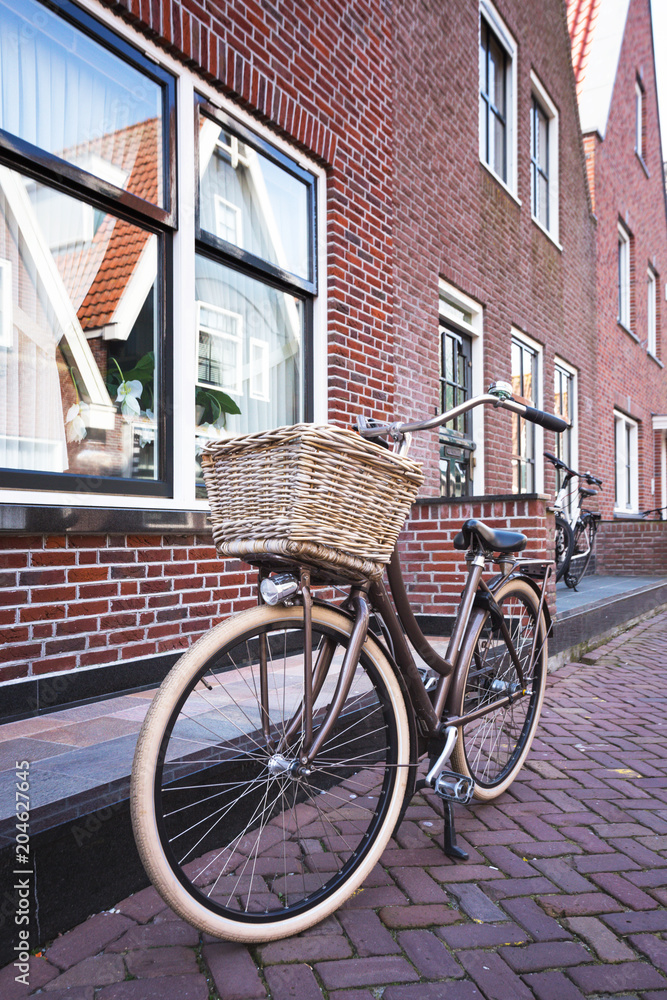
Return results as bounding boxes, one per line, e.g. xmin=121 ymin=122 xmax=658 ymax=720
xmin=595 ymin=519 xmax=667 ymax=576
xmin=583 ymin=0 xmax=667 ymax=519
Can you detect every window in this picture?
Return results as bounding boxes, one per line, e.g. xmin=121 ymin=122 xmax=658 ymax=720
xmin=635 ymin=78 xmax=645 ymax=160
xmin=614 ymin=411 xmax=639 ymax=512
xmin=439 ymin=281 xmax=484 ymax=495
xmin=439 ymin=326 xmax=474 ymax=497
xmin=479 ymin=2 xmax=517 ymax=193
xmin=618 ymin=223 xmax=631 ymax=330
xmin=530 ymin=74 xmax=559 ymax=241
xmin=0 ymin=0 xmax=318 ymax=505
xmin=647 ymin=269 xmax=657 ymax=357
xmin=553 ymin=360 xmax=576 ymax=488
xmin=511 ymin=334 xmax=541 ymax=493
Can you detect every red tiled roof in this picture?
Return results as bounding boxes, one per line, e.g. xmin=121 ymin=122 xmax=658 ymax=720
xmin=567 ymin=0 xmax=601 ymax=91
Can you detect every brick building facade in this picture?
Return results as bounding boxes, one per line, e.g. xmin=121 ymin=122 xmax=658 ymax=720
xmin=0 ymin=0 xmax=658 ymax=714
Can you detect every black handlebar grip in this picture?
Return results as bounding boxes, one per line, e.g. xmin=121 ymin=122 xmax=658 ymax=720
xmin=522 ymin=405 xmax=569 ymax=433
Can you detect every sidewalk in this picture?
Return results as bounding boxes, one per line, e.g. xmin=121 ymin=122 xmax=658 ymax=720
xmin=2 ymin=609 xmax=667 ymax=1000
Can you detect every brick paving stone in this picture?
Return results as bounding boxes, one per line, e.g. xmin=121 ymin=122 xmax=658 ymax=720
xmin=625 ymin=869 xmax=667 ymax=887
xmin=107 ymin=921 xmax=199 ymax=951
xmin=485 ymin=875 xmax=556 ymax=899
xmin=522 ymin=970 xmax=588 ymax=1000
xmin=115 ymin=886 xmax=167 ymax=923
xmin=513 ymin=841 xmax=583 ymax=858
xmin=378 ymin=904 xmax=462 ymax=929
xmin=396 ymin=929 xmax=465 ymax=979
xmin=339 ymin=886 xmax=408 ymax=909
xmin=566 ymin=916 xmax=636 ymax=962
xmin=458 ymin=949 xmax=534 ymax=999
xmin=429 ymin=864 xmax=506 ymax=884
xmin=438 ymin=921 xmax=531 ymax=950
xmin=567 ymin=960 xmax=666 ymax=993
xmin=380 ymin=847 xmax=452 ymax=867
xmin=43 ymin=954 xmax=126 ymax=990
xmin=97 ymin=975 xmax=210 ymax=1000
xmin=329 ymin=992 xmax=374 ymax=1000
xmin=393 ymin=820 xmax=436 ymax=850
xmin=560 ymin=827 xmax=615 ymax=853
xmin=588 ymin=871 xmax=660 ymax=909
xmin=574 ymin=853 xmax=641 ymax=873
xmin=500 ymin=898 xmax=572 ymax=940
xmin=479 ymin=845 xmax=538 ymax=877
xmin=628 ymin=933 xmax=667 ymax=972
xmin=513 ymin=815 xmax=566 ymax=841
xmin=466 ymin=829 xmax=527 ymax=846
xmin=264 ymin=963 xmax=324 ymax=1000
xmin=390 ymin=866 xmax=450 ymax=902
xmin=338 ymin=909 xmax=401 ymax=955
xmin=202 ymin=941 xmax=266 ymax=1000
xmin=125 ymin=946 xmax=199 ymax=978
xmin=315 ymin=956 xmax=419 ymax=989
xmin=609 ymin=837 xmax=667 ymax=867
xmin=35 ymin=989 xmax=93 ymax=1000
xmin=383 ymin=984 xmax=483 ymax=1000
xmin=259 ymin=934 xmax=352 ymax=965
xmin=537 ymin=892 xmax=623 ymax=917
xmin=444 ymin=883 xmax=506 ymax=922
xmin=45 ymin=912 xmax=136 ymax=970
xmin=603 ymin=910 xmax=667 ymax=935
xmin=0 ymin=956 xmax=60 ymax=999
xmin=499 ymin=941 xmax=591 ymax=973
xmin=531 ymin=859 xmax=592 ymax=892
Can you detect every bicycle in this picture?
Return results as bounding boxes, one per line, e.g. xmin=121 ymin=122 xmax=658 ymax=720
xmin=130 ymin=381 xmax=567 ymax=944
xmin=545 ymin=451 xmax=602 ymax=589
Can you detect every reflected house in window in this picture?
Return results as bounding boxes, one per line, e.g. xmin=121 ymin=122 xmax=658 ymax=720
xmin=0 ymin=116 xmax=160 ymax=480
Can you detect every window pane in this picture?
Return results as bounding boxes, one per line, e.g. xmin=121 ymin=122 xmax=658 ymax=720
xmin=0 ymin=0 xmax=166 ymax=206
xmin=488 ymin=34 xmax=505 ymax=112
xmin=0 ymin=168 xmax=160 ymax=479
xmin=492 ymin=112 xmax=506 ymax=179
xmin=199 ymin=121 xmax=310 ymax=280
xmin=537 ymin=107 xmax=548 ymax=171
xmin=195 ymin=255 xmax=303 ymax=488
xmin=538 ymin=174 xmax=549 ymax=227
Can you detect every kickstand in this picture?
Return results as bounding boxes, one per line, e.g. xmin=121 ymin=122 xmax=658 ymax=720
xmin=442 ymin=799 xmax=469 ymax=861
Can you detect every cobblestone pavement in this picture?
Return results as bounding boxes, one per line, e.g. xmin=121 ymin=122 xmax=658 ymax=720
xmin=3 ymin=609 xmax=667 ymax=1000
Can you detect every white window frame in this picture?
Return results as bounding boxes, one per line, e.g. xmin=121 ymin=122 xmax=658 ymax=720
xmin=635 ymin=79 xmax=644 ymax=159
xmin=511 ymin=328 xmax=544 ymax=494
xmin=0 ymin=0 xmax=327 ymax=512
xmin=0 ymin=259 xmax=12 ymax=349
xmin=647 ymin=268 xmax=657 ymax=357
xmin=213 ymin=194 xmax=242 ymax=245
xmin=196 ymin=302 xmax=243 ymax=398
xmin=439 ymin=280 xmax=485 ymax=495
xmin=614 ymin=410 xmax=639 ymax=513
xmin=618 ymin=223 xmax=631 ymax=330
xmin=479 ymin=0 xmax=519 ymax=200
xmin=553 ymin=356 xmax=577 ymax=470
xmin=530 ymin=72 xmax=559 ymax=245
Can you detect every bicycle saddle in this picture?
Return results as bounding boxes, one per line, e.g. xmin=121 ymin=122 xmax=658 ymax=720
xmin=579 ymin=486 xmax=597 ymax=498
xmin=453 ymin=518 xmax=527 ymax=553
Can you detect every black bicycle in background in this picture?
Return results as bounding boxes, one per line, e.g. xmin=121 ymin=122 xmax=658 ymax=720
xmin=546 ymin=451 xmax=602 ymax=589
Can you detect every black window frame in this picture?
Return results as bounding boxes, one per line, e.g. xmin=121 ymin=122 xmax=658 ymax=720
xmin=194 ymin=98 xmax=317 ymax=431
xmin=439 ymin=323 xmax=474 ymax=498
xmin=480 ymin=17 xmax=508 ymax=182
xmin=0 ymin=0 xmax=177 ymax=499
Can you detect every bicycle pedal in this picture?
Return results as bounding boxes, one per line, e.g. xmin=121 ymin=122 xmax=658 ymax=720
xmin=433 ymin=770 xmax=475 ymax=805
xmin=417 ymin=666 xmax=438 ymax=692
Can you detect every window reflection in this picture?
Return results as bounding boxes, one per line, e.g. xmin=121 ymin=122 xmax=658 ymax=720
xmin=0 ymin=168 xmax=159 ymax=480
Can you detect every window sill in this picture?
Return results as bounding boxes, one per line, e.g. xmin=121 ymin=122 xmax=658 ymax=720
xmin=479 ymin=161 xmax=522 ymax=208
xmin=618 ymin=321 xmax=639 ymax=343
xmin=613 ymin=509 xmax=642 ymax=519
xmin=635 ymin=151 xmax=650 ymax=178
xmin=0 ymin=505 xmax=211 ymax=535
xmin=417 ymin=492 xmax=550 ymax=506
xmin=531 ymin=215 xmax=562 ymax=251
xmin=648 ymin=350 xmax=664 ymax=368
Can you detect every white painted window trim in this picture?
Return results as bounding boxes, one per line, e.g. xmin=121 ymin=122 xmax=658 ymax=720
xmin=196 ymin=301 xmax=244 ymax=398
xmin=0 ymin=0 xmax=327 ymax=511
xmin=614 ymin=409 xmax=639 ymax=513
xmin=647 ymin=268 xmax=657 ymax=357
xmin=0 ymin=258 xmax=12 ymax=349
xmin=439 ymin=281 xmax=485 ymax=495
xmin=511 ymin=328 xmax=544 ymax=494
xmin=553 ymin=355 xmax=578 ymax=470
xmin=530 ymin=71 xmax=560 ymax=246
xmin=618 ymin=222 xmax=631 ymax=330
xmin=479 ymin=0 xmax=518 ymax=199
xmin=635 ymin=79 xmax=643 ymax=159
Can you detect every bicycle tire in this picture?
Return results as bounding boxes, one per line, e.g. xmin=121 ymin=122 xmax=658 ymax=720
xmin=554 ymin=514 xmax=574 ymax=582
xmin=450 ymin=576 xmax=548 ymax=801
xmin=566 ymin=516 xmax=596 ymax=589
xmin=131 ymin=603 xmax=413 ymax=943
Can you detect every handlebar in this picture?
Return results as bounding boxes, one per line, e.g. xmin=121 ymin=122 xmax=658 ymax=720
xmin=356 ymin=384 xmax=568 ymax=443
xmin=544 ymin=451 xmax=603 ymax=489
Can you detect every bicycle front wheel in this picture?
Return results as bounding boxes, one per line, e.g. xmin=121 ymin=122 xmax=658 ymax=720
xmin=131 ymin=603 xmax=413 ymax=943
xmin=566 ymin=516 xmax=595 ymax=589
xmin=554 ymin=514 xmax=574 ymax=582
xmin=450 ymin=576 xmax=548 ymax=801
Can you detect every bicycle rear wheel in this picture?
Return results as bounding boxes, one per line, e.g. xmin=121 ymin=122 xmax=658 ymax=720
xmin=131 ymin=603 xmax=413 ymax=943
xmin=566 ymin=515 xmax=596 ymax=589
xmin=450 ymin=576 xmax=547 ymax=801
xmin=554 ymin=514 xmax=574 ymax=582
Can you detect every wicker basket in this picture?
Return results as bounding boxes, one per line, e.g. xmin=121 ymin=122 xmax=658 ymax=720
xmin=201 ymin=423 xmax=424 ymax=582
